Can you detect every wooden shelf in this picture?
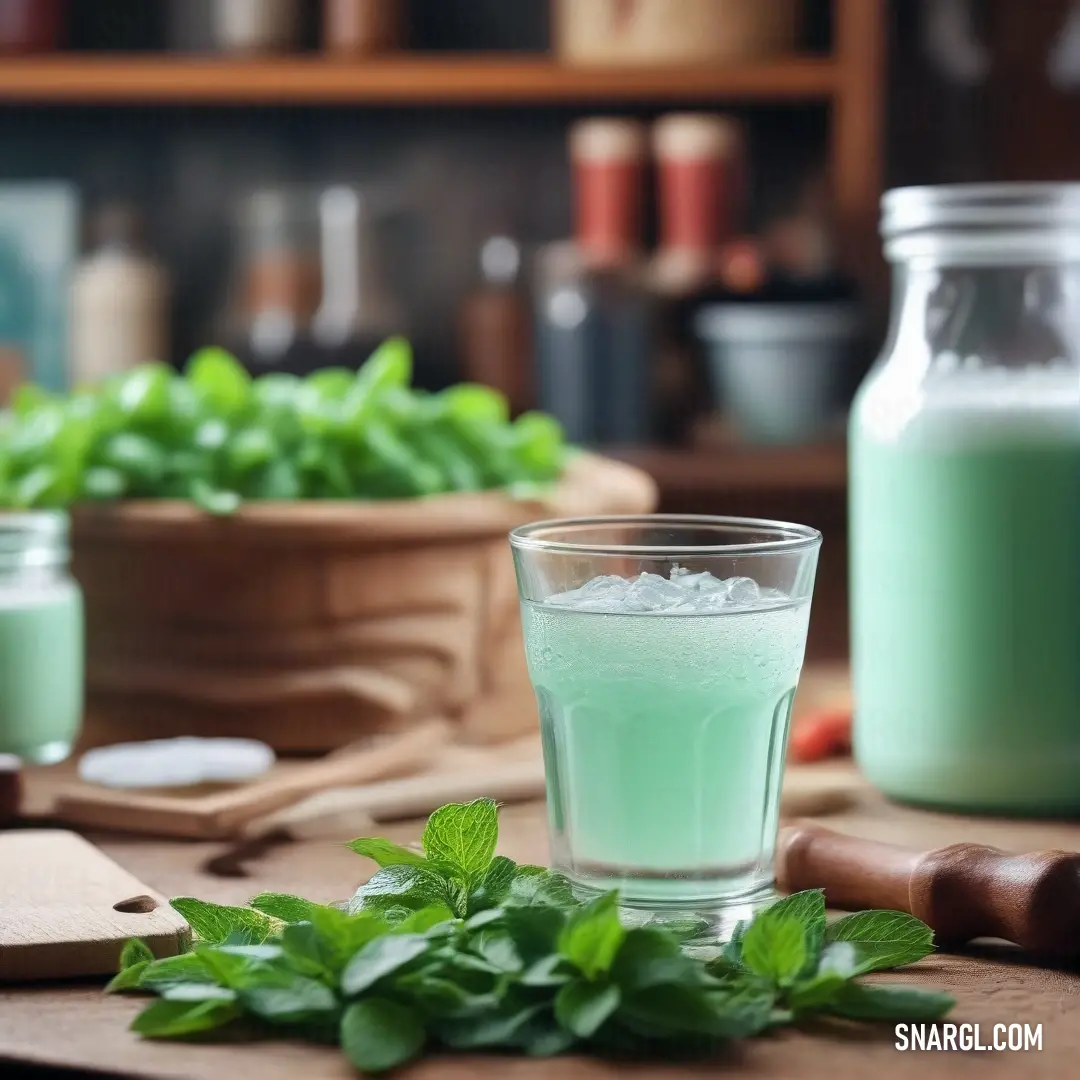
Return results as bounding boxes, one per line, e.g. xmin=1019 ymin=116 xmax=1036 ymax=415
xmin=612 ymin=443 xmax=848 ymax=498
xmin=0 ymin=54 xmax=838 ymax=106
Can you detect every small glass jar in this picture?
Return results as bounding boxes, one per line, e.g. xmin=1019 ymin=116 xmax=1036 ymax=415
xmin=850 ymin=184 xmax=1080 ymax=813
xmin=0 ymin=512 xmax=84 ymax=764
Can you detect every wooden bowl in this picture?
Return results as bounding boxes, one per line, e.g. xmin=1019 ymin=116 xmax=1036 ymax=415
xmin=71 ymin=453 xmax=657 ymax=752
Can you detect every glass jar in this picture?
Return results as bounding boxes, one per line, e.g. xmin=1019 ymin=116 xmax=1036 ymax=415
xmin=850 ymin=184 xmax=1080 ymax=813
xmin=223 ymin=187 xmax=321 ymax=374
xmin=0 ymin=512 xmax=84 ymax=763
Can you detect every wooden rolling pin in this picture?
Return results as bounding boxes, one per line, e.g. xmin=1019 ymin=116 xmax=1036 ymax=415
xmin=777 ymin=822 xmax=1080 ymax=961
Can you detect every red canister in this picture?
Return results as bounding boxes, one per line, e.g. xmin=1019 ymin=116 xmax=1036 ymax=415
xmin=569 ymin=118 xmax=648 ymax=266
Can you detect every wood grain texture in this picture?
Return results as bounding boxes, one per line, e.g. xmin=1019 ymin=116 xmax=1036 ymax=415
xmin=0 ymin=831 xmax=189 ymax=982
xmin=831 ymin=0 xmax=887 ymax=293
xmin=0 ymin=55 xmax=838 ymax=105
xmin=9 ymin=770 xmax=1080 ymax=1077
xmin=52 ymin=719 xmax=451 ymax=840
xmin=72 ymin=453 xmax=657 ymax=752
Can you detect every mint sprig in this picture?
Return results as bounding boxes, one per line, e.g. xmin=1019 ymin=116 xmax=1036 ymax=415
xmin=109 ymin=799 xmax=954 ymax=1073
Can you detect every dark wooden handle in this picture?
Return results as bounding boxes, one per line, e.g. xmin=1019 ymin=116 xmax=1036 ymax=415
xmin=777 ymin=822 xmax=1080 ymax=960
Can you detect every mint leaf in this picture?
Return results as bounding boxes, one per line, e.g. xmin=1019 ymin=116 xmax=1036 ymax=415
xmin=437 ymin=1002 xmax=547 ymax=1049
xmin=520 ymin=954 xmax=572 ymax=988
xmin=346 ymin=837 xmax=428 ymax=868
xmin=767 ymin=890 xmax=826 ymax=964
xmin=824 ymin=911 xmax=934 ymax=973
xmin=788 ymin=970 xmax=848 ymax=1011
xmin=504 ymin=905 xmax=566 ymax=962
xmin=555 ymin=979 xmax=620 ymax=1037
xmin=120 ymin=939 xmax=155 ymax=969
xmin=138 ymin=952 xmax=217 ymax=992
xmin=104 ymin=798 xmax=961 ymax=1066
xmin=618 ymin=983 xmax=732 ymax=1038
xmin=341 ymin=998 xmax=425 ymax=1074
xmin=645 ymin=916 xmax=712 ymax=944
xmin=347 ymin=865 xmax=451 ymax=915
xmin=519 ymin=1020 xmax=577 ymax=1057
xmin=558 ymin=892 xmax=624 ymax=981
xmin=471 ymin=930 xmax=523 ymax=973
xmin=392 ymin=904 xmax=455 ymax=935
xmin=130 ymin=998 xmax=240 ymax=1039
xmin=469 ymin=855 xmax=517 ymax=912
xmin=394 ymin=971 xmax=474 ymax=1018
xmin=106 ymin=962 xmax=150 ymax=993
xmin=195 ymin=946 xmax=278 ymax=990
xmin=170 ymin=898 xmax=276 ymax=945
xmin=740 ymin=912 xmax=807 ymax=986
xmin=303 ymin=908 xmax=389 ymax=975
xmin=705 ymin=980 xmax=779 ymax=1038
xmin=610 ymin=928 xmax=697 ymax=991
xmin=421 ymin=798 xmax=499 ymax=887
xmin=720 ymin=918 xmax=749 ymax=968
xmin=506 ymin=867 xmax=575 ymax=907
xmin=465 ymin=908 xmax=504 ymax=930
xmin=241 ymin=976 xmax=339 ymax=1024
xmin=248 ymin=893 xmax=320 ymax=923
xmin=341 ymin=933 xmax=430 ymax=996
xmin=827 ymin=981 xmax=954 ymax=1021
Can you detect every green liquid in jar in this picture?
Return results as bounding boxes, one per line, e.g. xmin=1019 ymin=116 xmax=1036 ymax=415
xmin=0 ymin=582 xmax=84 ymax=763
xmin=850 ymin=374 xmax=1080 ymax=812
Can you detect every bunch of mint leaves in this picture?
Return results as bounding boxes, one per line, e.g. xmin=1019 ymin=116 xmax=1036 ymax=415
xmin=108 ymin=799 xmax=954 ymax=1073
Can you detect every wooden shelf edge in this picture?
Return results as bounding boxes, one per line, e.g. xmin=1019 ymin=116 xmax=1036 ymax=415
xmin=0 ymin=54 xmax=838 ymax=105
xmin=611 ymin=444 xmax=849 ymax=496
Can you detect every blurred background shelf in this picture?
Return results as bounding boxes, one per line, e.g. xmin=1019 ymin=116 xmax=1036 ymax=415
xmin=614 ymin=444 xmax=850 ymax=663
xmin=0 ymin=55 xmax=839 ymax=105
xmin=614 ymin=443 xmax=848 ymax=498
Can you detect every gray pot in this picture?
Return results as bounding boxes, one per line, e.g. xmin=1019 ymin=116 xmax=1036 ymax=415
xmin=696 ymin=301 xmax=862 ymax=444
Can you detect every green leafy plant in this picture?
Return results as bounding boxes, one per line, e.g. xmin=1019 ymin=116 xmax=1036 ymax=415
xmin=0 ymin=339 xmax=567 ymax=513
xmin=109 ymin=799 xmax=954 ymax=1073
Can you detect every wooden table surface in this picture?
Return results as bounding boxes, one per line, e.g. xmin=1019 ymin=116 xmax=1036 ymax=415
xmin=1 ymin=661 xmax=1075 ymax=1080
xmin=4 ymin=765 xmax=1080 ymax=1080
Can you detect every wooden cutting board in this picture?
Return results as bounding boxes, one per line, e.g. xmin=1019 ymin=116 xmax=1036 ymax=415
xmin=0 ymin=830 xmax=190 ymax=982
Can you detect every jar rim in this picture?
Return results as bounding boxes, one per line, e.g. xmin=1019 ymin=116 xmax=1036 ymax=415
xmin=0 ymin=510 xmax=70 ymax=572
xmin=881 ymin=183 xmax=1080 ymax=264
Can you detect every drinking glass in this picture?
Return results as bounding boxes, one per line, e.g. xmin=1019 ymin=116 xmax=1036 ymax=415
xmin=510 ymin=515 xmax=821 ymax=940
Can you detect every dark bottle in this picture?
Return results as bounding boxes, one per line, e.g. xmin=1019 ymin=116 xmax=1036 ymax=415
xmin=533 ymin=118 xmax=653 ymax=446
xmin=458 ymin=235 xmax=533 ymax=415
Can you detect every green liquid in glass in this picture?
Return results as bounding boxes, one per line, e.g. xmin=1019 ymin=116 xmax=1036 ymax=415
xmin=521 ymin=599 xmax=809 ymax=905
xmin=851 ymin=392 xmax=1080 ymax=813
xmin=0 ymin=583 xmax=84 ymax=763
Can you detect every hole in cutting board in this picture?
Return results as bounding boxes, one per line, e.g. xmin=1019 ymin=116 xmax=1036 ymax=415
xmin=114 ymin=894 xmax=159 ymax=913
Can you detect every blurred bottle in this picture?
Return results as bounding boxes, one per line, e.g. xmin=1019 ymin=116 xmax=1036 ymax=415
xmin=762 ymin=172 xmax=841 ymax=285
xmin=70 ymin=205 xmax=169 ymax=386
xmin=224 ymin=187 xmax=321 ymax=374
xmin=210 ymin=0 xmax=301 ymax=54
xmin=0 ymin=0 xmax=64 ymax=52
xmin=323 ymin=0 xmax=401 ymax=55
xmin=533 ymin=118 xmax=653 ymax=446
xmin=458 ymin=235 xmax=532 ymax=415
xmin=650 ymin=113 xmax=742 ymax=442
xmin=167 ymin=0 xmax=214 ymax=52
xmin=311 ymin=185 xmax=408 ymax=369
